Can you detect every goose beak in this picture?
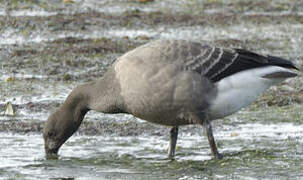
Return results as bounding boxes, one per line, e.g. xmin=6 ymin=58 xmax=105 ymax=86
xmin=44 ymin=139 xmax=59 ymax=159
xmin=45 ymin=149 xmax=59 ymax=159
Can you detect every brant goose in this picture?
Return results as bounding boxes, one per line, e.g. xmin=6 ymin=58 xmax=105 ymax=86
xmin=43 ymin=40 xmax=297 ymax=159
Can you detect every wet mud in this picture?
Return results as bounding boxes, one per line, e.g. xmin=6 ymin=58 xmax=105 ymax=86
xmin=1 ymin=0 xmax=303 ymax=179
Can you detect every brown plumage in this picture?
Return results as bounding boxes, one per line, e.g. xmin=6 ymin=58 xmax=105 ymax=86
xmin=43 ymin=40 xmax=297 ymax=160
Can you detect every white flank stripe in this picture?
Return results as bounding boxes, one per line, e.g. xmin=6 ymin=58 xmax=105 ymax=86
xmin=204 ymin=47 xmax=224 ymax=75
xmin=197 ymin=46 xmax=216 ymax=70
xmin=209 ymin=52 xmax=239 ymax=79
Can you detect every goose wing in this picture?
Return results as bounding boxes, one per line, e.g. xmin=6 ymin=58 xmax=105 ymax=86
xmin=153 ymin=40 xmax=297 ymax=82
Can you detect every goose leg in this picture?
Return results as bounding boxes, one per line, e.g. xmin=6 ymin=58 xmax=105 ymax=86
xmin=168 ymin=126 xmax=178 ymax=159
xmin=203 ymin=119 xmax=223 ymax=159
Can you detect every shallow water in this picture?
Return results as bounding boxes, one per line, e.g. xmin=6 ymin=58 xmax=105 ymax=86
xmin=1 ymin=0 xmax=303 ymax=179
xmin=1 ymin=117 xmax=303 ymax=179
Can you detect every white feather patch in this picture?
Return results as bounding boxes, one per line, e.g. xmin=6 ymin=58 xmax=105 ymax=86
xmin=208 ymin=66 xmax=296 ymax=120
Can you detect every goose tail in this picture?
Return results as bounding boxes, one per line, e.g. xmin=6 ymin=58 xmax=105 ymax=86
xmin=267 ymin=55 xmax=298 ymax=70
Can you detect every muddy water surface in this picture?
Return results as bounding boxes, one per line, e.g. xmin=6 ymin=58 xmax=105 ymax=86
xmin=1 ymin=0 xmax=303 ymax=179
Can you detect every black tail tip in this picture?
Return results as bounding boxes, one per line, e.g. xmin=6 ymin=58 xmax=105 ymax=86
xmin=267 ymin=55 xmax=299 ymax=70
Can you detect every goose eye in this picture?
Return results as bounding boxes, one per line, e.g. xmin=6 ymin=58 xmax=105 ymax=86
xmin=48 ymin=131 xmax=56 ymax=137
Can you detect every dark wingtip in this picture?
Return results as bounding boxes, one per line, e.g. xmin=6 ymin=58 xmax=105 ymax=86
xmin=267 ymin=55 xmax=299 ymax=70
